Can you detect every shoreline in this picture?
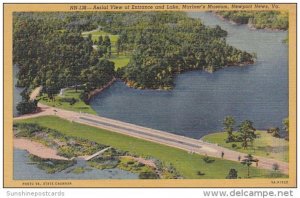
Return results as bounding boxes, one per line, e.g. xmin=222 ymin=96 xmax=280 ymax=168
xmin=122 ymin=60 xmax=255 ymax=91
xmin=14 ymin=137 xmax=69 ymax=161
xmin=86 ymin=77 xmax=116 ymax=102
xmin=212 ymin=12 xmax=288 ymax=32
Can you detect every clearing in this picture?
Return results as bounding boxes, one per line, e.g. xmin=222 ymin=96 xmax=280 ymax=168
xmin=202 ymin=131 xmax=288 ymax=162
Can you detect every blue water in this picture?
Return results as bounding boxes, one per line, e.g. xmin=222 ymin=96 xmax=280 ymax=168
xmin=90 ymin=12 xmax=288 ymax=139
xmin=13 ymin=149 xmax=138 ymax=180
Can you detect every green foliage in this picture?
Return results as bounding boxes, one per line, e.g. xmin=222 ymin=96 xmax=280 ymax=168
xmin=226 ymin=168 xmax=238 ymax=179
xmin=14 ymin=123 xmax=43 ymax=137
xmin=15 ymin=116 xmax=287 ymax=179
xmin=13 ymin=13 xmax=115 ymax=98
xmin=117 ymin=13 xmax=254 ymax=89
xmin=117 ymin=157 xmax=154 ymax=174
xmin=88 ymin=148 xmax=122 ymax=170
xmin=202 ymin=131 xmax=289 ymax=162
xmin=13 ymin=12 xmax=254 ymax=92
xmin=217 ymin=11 xmax=288 ymax=30
xmin=38 ymin=89 xmax=96 ymax=114
xmin=14 ymin=122 xmax=181 ymax=178
xmin=241 ymin=154 xmax=257 ymax=178
xmin=282 ymin=117 xmax=289 ymax=140
xmin=14 ymin=122 xmax=107 ymax=158
xmin=110 ymin=55 xmax=131 ymax=69
xmin=59 ymin=97 xmax=78 ymax=105
xmin=16 ymin=100 xmax=38 ymax=115
xmin=196 ymin=171 xmax=205 ymax=176
xmin=71 ymin=167 xmax=86 ymax=174
xmin=223 ymin=116 xmax=236 ymax=142
xmin=202 ymin=155 xmax=215 ymax=163
xmin=238 ymin=120 xmax=256 ymax=149
xmin=28 ymin=154 xmax=75 ymax=174
xmin=267 ymin=127 xmax=280 ymax=138
xmin=16 ymin=88 xmax=38 ymax=115
xmin=80 ymin=59 xmax=115 ymax=93
xmin=139 ymin=171 xmax=159 ymax=179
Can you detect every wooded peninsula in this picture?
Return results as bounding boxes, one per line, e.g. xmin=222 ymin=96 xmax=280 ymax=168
xmin=14 ymin=12 xmax=256 ymax=102
xmin=216 ymin=11 xmax=288 ymax=30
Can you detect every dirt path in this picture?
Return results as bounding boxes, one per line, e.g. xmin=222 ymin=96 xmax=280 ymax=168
xmin=122 ymin=156 xmax=156 ymax=168
xmin=29 ymin=86 xmax=42 ymax=101
xmin=14 ymin=103 xmax=289 ymax=174
xmin=14 ymin=138 xmax=69 ymax=160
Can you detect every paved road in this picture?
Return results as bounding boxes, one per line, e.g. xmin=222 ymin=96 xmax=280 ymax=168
xmin=14 ymin=103 xmax=289 ymax=174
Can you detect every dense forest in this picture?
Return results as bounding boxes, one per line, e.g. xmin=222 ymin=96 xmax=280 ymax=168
xmin=216 ymin=11 xmax=288 ymax=30
xmin=13 ymin=12 xmax=114 ymax=104
xmin=14 ymin=11 xmax=255 ymax=95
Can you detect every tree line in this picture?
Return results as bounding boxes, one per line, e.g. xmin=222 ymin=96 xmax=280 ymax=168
xmin=223 ymin=116 xmax=289 ymax=150
xmin=216 ymin=11 xmax=288 ymax=30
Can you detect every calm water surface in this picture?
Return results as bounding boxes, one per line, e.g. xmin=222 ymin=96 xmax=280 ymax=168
xmin=90 ymin=12 xmax=288 ymax=138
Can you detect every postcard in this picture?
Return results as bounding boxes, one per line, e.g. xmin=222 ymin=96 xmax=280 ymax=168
xmin=3 ymin=3 xmax=297 ymax=187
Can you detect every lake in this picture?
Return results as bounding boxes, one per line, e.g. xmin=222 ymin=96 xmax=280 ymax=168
xmin=90 ymin=12 xmax=288 ymax=139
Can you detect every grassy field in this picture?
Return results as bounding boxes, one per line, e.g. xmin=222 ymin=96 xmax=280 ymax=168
xmin=82 ymin=29 xmax=130 ymax=69
xmin=38 ymin=89 xmax=97 ymax=115
xmin=202 ymin=131 xmax=288 ymax=162
xmin=15 ymin=116 xmax=287 ymax=179
xmin=110 ymin=54 xmax=131 ymax=69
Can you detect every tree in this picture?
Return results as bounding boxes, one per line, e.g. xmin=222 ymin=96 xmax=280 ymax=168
xmin=97 ymin=35 xmax=103 ymax=46
xmin=20 ymin=88 xmax=30 ymax=101
xmin=16 ymin=87 xmax=38 ymax=115
xmin=103 ymin=35 xmax=111 ymax=47
xmin=16 ymin=100 xmax=38 ymax=115
xmin=241 ymin=154 xmax=257 ymax=178
xmin=223 ymin=116 xmax=236 ymax=142
xmin=272 ymin=163 xmax=279 ymax=172
xmin=282 ymin=118 xmax=289 ymax=141
xmin=226 ymin=168 xmax=238 ymax=179
xmin=238 ymin=120 xmax=256 ymax=149
xmin=267 ymin=127 xmax=280 ymax=138
xmin=116 ymin=38 xmax=122 ymax=55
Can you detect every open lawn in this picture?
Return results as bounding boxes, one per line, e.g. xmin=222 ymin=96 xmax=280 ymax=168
xmin=202 ymin=131 xmax=288 ymax=162
xmin=15 ymin=116 xmax=286 ymax=179
xmin=38 ymin=89 xmax=97 ymax=115
xmin=110 ymin=54 xmax=131 ymax=69
xmin=82 ymin=29 xmax=130 ymax=69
